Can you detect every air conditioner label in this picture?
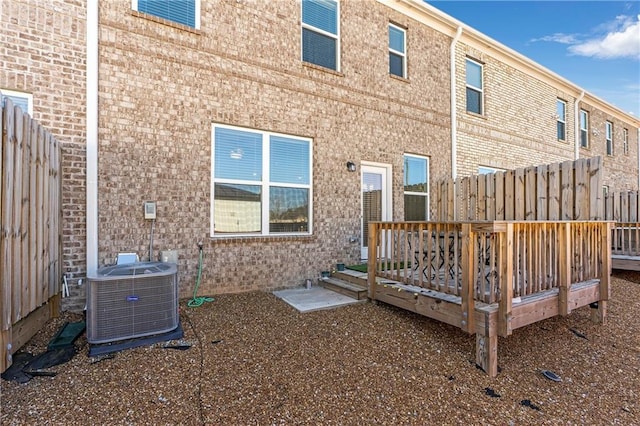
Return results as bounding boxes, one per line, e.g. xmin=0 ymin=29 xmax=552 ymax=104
xmin=126 ymin=295 xmax=139 ymax=302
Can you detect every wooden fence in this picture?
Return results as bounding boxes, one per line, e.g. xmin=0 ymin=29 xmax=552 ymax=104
xmin=435 ymin=157 xmax=603 ymax=221
xmin=1 ymin=98 xmax=62 ymax=372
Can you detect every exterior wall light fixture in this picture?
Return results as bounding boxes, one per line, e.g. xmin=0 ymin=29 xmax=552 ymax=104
xmin=346 ymin=161 xmax=356 ymax=172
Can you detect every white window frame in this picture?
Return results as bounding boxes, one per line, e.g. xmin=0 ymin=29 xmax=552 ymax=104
xmin=131 ymin=0 xmax=201 ymax=29
xmin=465 ymin=58 xmax=484 ymax=115
xmin=210 ymin=124 xmax=313 ymax=237
xmin=1 ymin=89 xmax=33 ymax=115
xmin=403 ymin=154 xmax=430 ymax=221
xmin=301 ymin=0 xmax=340 ymax=71
xmin=605 ymin=121 xmax=613 ymax=156
xmin=478 ymin=166 xmax=505 ymax=175
xmin=623 ymin=128 xmax=629 ymax=155
xmin=556 ymin=99 xmax=566 ymax=141
xmin=388 ymin=23 xmax=406 ymax=78
xmin=580 ymin=109 xmax=589 ymax=148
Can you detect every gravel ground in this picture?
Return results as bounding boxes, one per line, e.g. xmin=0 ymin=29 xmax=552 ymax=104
xmin=1 ymin=272 xmax=639 ymax=425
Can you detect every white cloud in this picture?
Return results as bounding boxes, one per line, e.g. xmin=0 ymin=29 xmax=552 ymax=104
xmin=569 ymin=14 xmax=640 ymax=59
xmin=531 ymin=14 xmax=640 ymax=60
xmin=530 ymin=33 xmax=578 ymax=44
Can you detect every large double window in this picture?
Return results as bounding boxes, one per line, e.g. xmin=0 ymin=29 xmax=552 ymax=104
xmin=403 ymin=154 xmax=429 ymax=221
xmin=133 ymin=0 xmax=199 ymax=29
xmin=211 ymin=125 xmax=312 ymax=236
xmin=466 ymin=59 xmax=483 ymax=115
xmin=302 ymin=0 xmax=339 ymax=71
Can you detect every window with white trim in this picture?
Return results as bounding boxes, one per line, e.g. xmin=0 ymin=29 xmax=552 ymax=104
xmin=389 ymin=24 xmax=406 ymax=78
xmin=556 ymin=99 xmax=566 ymax=141
xmin=466 ymin=59 xmax=483 ymax=115
xmin=403 ymin=154 xmax=429 ymax=220
xmin=580 ymin=109 xmax=589 ymax=148
xmin=211 ymin=124 xmax=312 ymax=236
xmin=605 ymin=121 xmax=613 ymax=156
xmin=301 ymin=0 xmax=339 ymax=71
xmin=0 ymin=89 xmax=33 ymax=115
xmin=478 ymin=166 xmax=505 ymax=175
xmin=132 ymin=0 xmax=199 ymax=29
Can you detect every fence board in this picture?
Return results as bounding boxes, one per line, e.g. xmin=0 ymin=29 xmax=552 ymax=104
xmin=3 ymin=103 xmax=17 ymax=328
xmin=12 ymin=106 xmax=25 ymax=323
xmin=495 ymin=171 xmax=505 ymax=220
xmin=21 ymin=114 xmax=31 ymax=317
xmin=525 ymin=166 xmax=536 ymax=220
xmin=505 ymin=169 xmax=514 ymax=220
xmin=574 ymin=158 xmax=588 ymax=220
xmin=515 ymin=168 xmax=525 ymax=220
xmin=536 ymin=165 xmax=548 ymax=220
xmin=589 ymin=157 xmax=603 ymax=220
xmin=560 ymin=160 xmax=573 ymax=220
xmin=478 ymin=174 xmax=487 ymax=220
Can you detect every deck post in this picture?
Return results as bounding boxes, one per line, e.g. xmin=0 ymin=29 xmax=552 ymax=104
xmin=368 ymin=223 xmax=378 ymax=300
xmin=592 ymin=222 xmax=611 ymax=324
xmin=461 ymin=223 xmax=475 ymax=333
xmin=475 ymin=310 xmax=498 ymax=377
xmin=498 ymin=223 xmax=513 ymax=337
xmin=558 ymin=222 xmax=572 ymax=316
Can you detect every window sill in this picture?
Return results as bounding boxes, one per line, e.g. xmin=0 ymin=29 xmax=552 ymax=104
xmin=302 ymin=62 xmax=344 ymax=77
xmin=210 ymin=234 xmax=315 ymax=244
xmin=465 ymin=111 xmax=486 ymax=120
xmin=390 ymin=74 xmax=410 ymax=83
xmin=131 ymin=10 xmax=201 ymax=34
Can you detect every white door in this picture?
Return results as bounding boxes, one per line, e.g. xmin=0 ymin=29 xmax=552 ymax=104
xmin=361 ymin=164 xmax=391 ymax=260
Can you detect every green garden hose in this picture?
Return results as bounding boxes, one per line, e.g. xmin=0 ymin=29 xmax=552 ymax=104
xmin=187 ymin=243 xmax=214 ymax=307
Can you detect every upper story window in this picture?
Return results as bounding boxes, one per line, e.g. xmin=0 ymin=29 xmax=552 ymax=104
xmin=301 ymin=0 xmax=339 ymax=71
xmin=211 ymin=124 xmax=312 ymax=236
xmin=1 ymin=89 xmax=33 ymax=115
xmin=478 ymin=166 xmax=505 ymax=174
xmin=403 ymin=154 xmax=429 ymax=220
xmin=605 ymin=121 xmax=613 ymax=156
xmin=623 ymin=128 xmax=629 ymax=155
xmin=466 ymin=59 xmax=483 ymax=115
xmin=389 ymin=24 xmax=406 ymax=78
xmin=580 ymin=109 xmax=589 ymax=148
xmin=133 ymin=0 xmax=199 ymax=29
xmin=556 ymin=99 xmax=566 ymax=141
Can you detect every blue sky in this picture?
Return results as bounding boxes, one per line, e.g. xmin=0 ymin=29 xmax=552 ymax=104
xmin=426 ymin=1 xmax=640 ymax=117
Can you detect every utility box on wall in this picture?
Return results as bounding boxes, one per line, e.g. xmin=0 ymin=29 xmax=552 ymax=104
xmin=160 ymin=250 xmax=178 ymax=264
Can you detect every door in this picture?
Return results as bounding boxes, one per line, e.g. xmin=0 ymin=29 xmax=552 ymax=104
xmin=361 ymin=164 xmax=391 ymax=260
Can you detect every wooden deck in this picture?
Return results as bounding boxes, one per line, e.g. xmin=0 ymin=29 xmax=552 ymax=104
xmin=367 ymin=221 xmax=611 ymax=377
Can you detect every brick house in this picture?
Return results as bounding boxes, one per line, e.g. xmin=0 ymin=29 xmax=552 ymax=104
xmin=2 ymin=0 xmax=638 ymax=311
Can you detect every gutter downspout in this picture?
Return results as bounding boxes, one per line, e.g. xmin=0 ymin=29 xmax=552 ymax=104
xmin=450 ymin=26 xmax=463 ymax=180
xmin=574 ymin=91 xmax=585 ymax=160
xmin=86 ymin=1 xmax=99 ymax=276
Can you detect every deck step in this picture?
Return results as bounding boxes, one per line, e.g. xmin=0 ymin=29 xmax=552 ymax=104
xmin=320 ymin=276 xmax=368 ymax=300
xmin=331 ymin=269 xmax=368 ymax=287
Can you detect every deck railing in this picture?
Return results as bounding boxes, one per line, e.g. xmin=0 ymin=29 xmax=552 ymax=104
xmin=368 ymin=221 xmax=611 ymax=331
xmin=611 ymin=223 xmax=640 ymax=256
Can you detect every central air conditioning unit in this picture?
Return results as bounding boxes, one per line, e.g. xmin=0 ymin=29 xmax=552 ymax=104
xmin=87 ymin=262 xmax=182 ymax=355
